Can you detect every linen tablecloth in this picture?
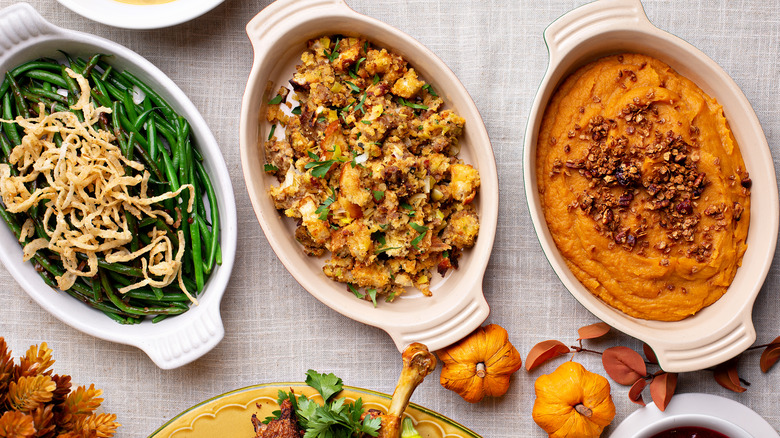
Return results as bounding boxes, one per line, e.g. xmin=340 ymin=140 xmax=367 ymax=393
xmin=1 ymin=0 xmax=779 ymax=436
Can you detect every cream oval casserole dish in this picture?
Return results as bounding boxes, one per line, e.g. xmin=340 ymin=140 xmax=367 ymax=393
xmin=523 ymin=0 xmax=778 ymax=372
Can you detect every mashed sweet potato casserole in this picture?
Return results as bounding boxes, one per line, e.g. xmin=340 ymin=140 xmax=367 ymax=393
xmin=264 ymin=35 xmax=480 ymax=303
xmin=536 ymin=53 xmax=750 ymax=321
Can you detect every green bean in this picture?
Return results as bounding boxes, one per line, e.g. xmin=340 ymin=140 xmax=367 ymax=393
xmin=0 ymin=132 xmax=12 ymax=159
xmin=190 ymin=212 xmax=204 ymax=292
xmin=0 ymin=59 xmax=61 ymax=96
xmin=125 ymin=289 xmax=191 ymax=303
xmin=82 ymin=54 xmax=104 ymax=78
xmin=195 ymin=159 xmax=220 ymax=272
xmin=26 ymin=87 xmax=68 ymax=104
xmin=147 ymin=114 xmax=158 ymax=160
xmin=2 ymin=92 xmax=22 ymax=146
xmin=6 ymin=72 xmax=30 ymax=118
xmin=24 ymin=70 xmax=68 ymax=89
xmin=100 ymin=271 xmax=187 ymax=316
xmin=120 ymin=70 xmax=175 ymax=120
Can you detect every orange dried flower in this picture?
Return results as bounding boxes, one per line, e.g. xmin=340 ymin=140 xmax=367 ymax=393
xmin=0 ymin=411 xmax=35 ymax=438
xmin=0 ymin=338 xmax=120 ymax=436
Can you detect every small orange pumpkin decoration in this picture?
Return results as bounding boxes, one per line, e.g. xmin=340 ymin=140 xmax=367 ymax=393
xmin=437 ymin=324 xmax=523 ymax=403
xmin=532 ymin=361 xmax=616 ymax=438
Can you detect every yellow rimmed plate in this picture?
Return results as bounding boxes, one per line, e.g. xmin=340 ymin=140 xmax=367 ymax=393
xmin=149 ymin=383 xmax=481 ymax=437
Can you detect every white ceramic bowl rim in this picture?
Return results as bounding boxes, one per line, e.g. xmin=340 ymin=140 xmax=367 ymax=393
xmin=55 ymin=0 xmax=224 ymax=30
xmin=0 ymin=3 xmax=238 ymax=369
xmin=239 ymin=0 xmax=498 ymax=351
xmin=523 ymin=0 xmax=779 ymax=372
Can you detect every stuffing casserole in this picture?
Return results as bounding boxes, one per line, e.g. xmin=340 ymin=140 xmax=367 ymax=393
xmin=263 ymin=35 xmax=480 ymax=303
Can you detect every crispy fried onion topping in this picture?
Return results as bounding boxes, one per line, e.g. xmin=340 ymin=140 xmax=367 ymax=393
xmin=0 ymin=68 xmax=197 ymax=304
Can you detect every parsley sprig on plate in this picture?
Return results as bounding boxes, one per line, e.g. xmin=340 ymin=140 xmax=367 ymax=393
xmin=266 ymin=370 xmax=382 ymax=438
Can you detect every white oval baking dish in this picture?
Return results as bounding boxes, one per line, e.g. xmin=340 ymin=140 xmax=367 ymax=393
xmin=239 ymin=0 xmax=498 ymax=352
xmin=524 ymin=0 xmax=779 ymax=372
xmin=0 ymin=3 xmax=237 ymax=369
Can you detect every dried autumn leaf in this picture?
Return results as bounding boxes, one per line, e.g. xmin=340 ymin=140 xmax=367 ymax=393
xmin=7 ymin=375 xmax=56 ymax=412
xmin=650 ymin=372 xmax=677 ymax=411
xmin=602 ymin=346 xmax=646 ymax=385
xmin=713 ymin=358 xmax=746 ymax=393
xmin=577 ymin=322 xmax=611 ymax=341
xmin=642 ymin=343 xmax=658 ymax=365
xmin=628 ymin=378 xmax=647 ymax=406
xmin=525 ymin=340 xmax=570 ymax=372
xmin=0 ymin=411 xmax=35 ymax=438
xmin=760 ymin=336 xmax=780 ymax=373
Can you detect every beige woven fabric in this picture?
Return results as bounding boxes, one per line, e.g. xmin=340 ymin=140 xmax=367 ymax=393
xmin=0 ymin=0 xmax=779 ymax=436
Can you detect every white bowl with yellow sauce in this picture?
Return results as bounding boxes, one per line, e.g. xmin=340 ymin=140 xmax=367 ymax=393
xmin=524 ymin=0 xmax=778 ymax=372
xmin=239 ymin=0 xmax=498 ymax=353
xmin=0 ymin=3 xmax=237 ymax=369
xmin=55 ymin=0 xmax=223 ymax=29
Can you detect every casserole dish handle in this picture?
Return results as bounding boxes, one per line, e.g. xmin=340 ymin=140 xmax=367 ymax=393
xmin=544 ymin=0 xmax=653 ymax=57
xmin=246 ymin=0 xmax=351 ymax=48
xmin=651 ymin=308 xmax=756 ymax=373
xmin=0 ymin=3 xmax=60 ymax=60
xmin=139 ymin=306 xmax=225 ymax=370
xmin=385 ymin=283 xmax=490 ymax=352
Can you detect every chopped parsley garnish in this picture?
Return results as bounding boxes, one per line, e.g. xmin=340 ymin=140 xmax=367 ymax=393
xmin=398 ymin=97 xmax=428 ymax=110
xmin=361 ymin=120 xmax=372 ymax=125
xmin=267 ymin=124 xmax=277 ymax=140
xmin=315 ymin=189 xmax=337 ymax=220
xmin=353 ymin=94 xmax=367 ymax=114
xmin=268 ymin=94 xmax=284 ymax=105
xmin=400 ymin=202 xmax=415 ymax=217
xmin=372 ymin=190 xmax=384 ymax=201
xmin=372 ymin=74 xmax=380 ymax=85
xmin=348 ymin=284 xmax=364 ymax=299
xmin=344 ymin=81 xmax=360 ymax=94
xmin=264 ymin=164 xmax=279 ymax=172
xmin=354 ymin=57 xmax=366 ymax=75
xmin=317 ymin=116 xmax=327 ymax=123
xmin=422 ymin=83 xmax=438 ymax=97
xmin=292 ymin=105 xmax=302 ymax=115
xmin=375 ymin=246 xmax=400 ymax=255
xmin=325 ymin=38 xmax=342 ymax=62
xmin=409 ymin=222 xmax=428 ymax=233
xmin=410 ymin=222 xmax=429 ymax=249
xmin=366 ymin=288 xmax=378 ymax=307
xmin=266 ymin=370 xmax=381 ymax=437
xmin=305 ymin=151 xmax=342 ymax=178
xmin=385 ymin=291 xmax=398 ymax=302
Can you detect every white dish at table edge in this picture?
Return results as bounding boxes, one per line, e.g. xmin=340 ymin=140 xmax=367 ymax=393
xmin=55 ymin=0 xmax=224 ymax=30
xmin=523 ymin=0 xmax=779 ymax=372
xmin=0 ymin=3 xmax=237 ymax=369
xmin=609 ymin=393 xmax=779 ymax=438
xmin=239 ymin=0 xmax=499 ymax=352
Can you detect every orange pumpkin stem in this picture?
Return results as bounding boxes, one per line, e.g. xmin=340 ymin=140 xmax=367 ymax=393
xmin=574 ymin=403 xmax=593 ymax=418
xmin=475 ymin=362 xmax=487 ymax=378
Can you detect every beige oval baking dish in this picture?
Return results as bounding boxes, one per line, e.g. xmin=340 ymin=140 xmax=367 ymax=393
xmin=239 ymin=0 xmax=498 ymax=352
xmin=524 ymin=0 xmax=779 ymax=372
